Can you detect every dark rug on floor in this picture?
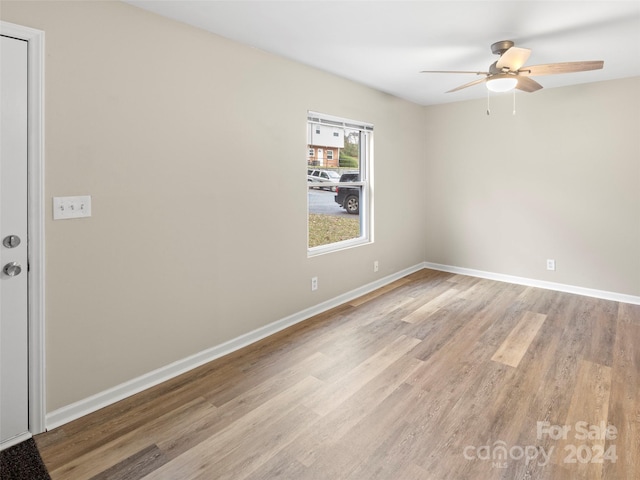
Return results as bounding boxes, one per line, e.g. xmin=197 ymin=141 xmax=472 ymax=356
xmin=0 ymin=438 xmax=51 ymax=480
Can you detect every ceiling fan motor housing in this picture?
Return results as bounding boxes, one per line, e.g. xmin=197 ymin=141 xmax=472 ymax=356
xmin=491 ymin=40 xmax=515 ymax=56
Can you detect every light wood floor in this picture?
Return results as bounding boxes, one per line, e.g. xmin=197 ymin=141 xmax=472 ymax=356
xmin=35 ymin=269 xmax=640 ymax=479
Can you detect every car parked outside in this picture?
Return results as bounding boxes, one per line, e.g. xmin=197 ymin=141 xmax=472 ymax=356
xmin=334 ymin=172 xmax=360 ymax=214
xmin=307 ymin=169 xmax=341 ymax=191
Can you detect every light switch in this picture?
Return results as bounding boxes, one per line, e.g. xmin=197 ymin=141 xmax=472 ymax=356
xmin=53 ymin=195 xmax=92 ymax=220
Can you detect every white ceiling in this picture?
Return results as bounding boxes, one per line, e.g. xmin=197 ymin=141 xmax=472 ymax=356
xmin=125 ymin=1 xmax=640 ymax=106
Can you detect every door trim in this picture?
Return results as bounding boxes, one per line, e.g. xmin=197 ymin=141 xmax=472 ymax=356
xmin=1 ymin=21 xmax=46 ymax=436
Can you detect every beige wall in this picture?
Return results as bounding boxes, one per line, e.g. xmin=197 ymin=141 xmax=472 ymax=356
xmin=1 ymin=1 xmax=638 ymax=415
xmin=423 ymin=77 xmax=640 ymax=296
xmin=1 ymin=1 xmax=426 ymax=411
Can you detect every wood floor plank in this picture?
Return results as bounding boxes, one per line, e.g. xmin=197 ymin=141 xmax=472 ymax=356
xmin=89 ymin=444 xmax=166 ymax=480
xmin=499 ymin=315 xmax=588 ymax=479
xmin=204 ymin=404 xmax=319 ymax=480
xmin=302 ymin=334 xmax=420 ymax=416
xmin=602 ymin=315 xmax=640 ymax=480
xmin=306 ymin=314 xmax=416 ymax=383
xmin=241 ymin=456 xmax=308 ymax=480
xmin=405 ymin=278 xmax=521 ymax=368
xmin=491 ymin=311 xmax=547 ymax=368
xmin=397 ymin=463 xmax=431 ymax=480
xmin=289 ymin=355 xmax=423 ymax=468
xmin=564 ymin=297 xmax=619 ymax=367
xmin=48 ymin=397 xmax=216 ymax=480
xmin=140 ymin=376 xmax=323 ymax=480
xmin=554 ymin=359 xmax=612 ymax=480
xmin=39 ymin=374 xmax=224 ymax=472
xmin=348 ymin=277 xmax=411 ymax=306
xmin=305 ymin=386 xmax=419 ymax=479
xmin=400 ymin=298 xmax=471 ymax=361
xmin=617 ymin=301 xmax=640 ymax=325
xmin=33 ymin=269 xmax=640 ymax=480
xmin=412 ymin=360 xmax=518 ymax=478
xmin=206 ymin=350 xmax=330 ymax=409
xmin=400 ymin=287 xmax=460 ymax=323
xmin=344 ymin=418 xmax=415 ymax=480
xmin=154 ymin=352 xmax=331 ymax=463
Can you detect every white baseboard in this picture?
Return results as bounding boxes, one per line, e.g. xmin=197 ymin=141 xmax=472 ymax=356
xmin=0 ymin=432 xmax=32 ymax=452
xmin=423 ymin=262 xmax=640 ymax=305
xmin=45 ymin=263 xmax=425 ymax=430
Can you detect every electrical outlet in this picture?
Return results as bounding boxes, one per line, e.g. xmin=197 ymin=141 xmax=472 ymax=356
xmin=546 ymin=259 xmax=556 ymax=271
xmin=374 ymin=260 xmax=379 ymax=272
xmin=311 ymin=276 xmax=318 ymax=291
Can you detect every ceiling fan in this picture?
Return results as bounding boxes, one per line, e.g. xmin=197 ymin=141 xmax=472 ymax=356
xmin=421 ymin=40 xmax=604 ymax=93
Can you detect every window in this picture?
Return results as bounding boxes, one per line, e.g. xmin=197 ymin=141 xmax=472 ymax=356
xmin=307 ymin=111 xmax=373 ymax=255
xmin=308 ymin=148 xmax=314 ymax=156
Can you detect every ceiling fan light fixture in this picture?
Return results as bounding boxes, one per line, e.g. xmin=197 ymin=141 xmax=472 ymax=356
xmin=486 ymin=75 xmax=518 ymax=92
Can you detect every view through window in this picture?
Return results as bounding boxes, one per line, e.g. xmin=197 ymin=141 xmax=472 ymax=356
xmin=307 ymin=112 xmax=373 ymax=254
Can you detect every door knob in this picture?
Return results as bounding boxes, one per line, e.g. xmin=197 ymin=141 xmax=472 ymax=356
xmin=3 ymin=262 xmax=22 ymax=277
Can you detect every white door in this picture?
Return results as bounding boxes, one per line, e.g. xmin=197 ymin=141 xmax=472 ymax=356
xmin=0 ymin=34 xmax=29 ymax=446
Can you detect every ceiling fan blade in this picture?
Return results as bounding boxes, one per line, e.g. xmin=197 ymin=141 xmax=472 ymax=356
xmin=420 ymin=70 xmax=488 ymax=75
xmin=518 ymin=61 xmax=604 ymax=76
xmin=516 ymin=76 xmax=543 ymax=93
xmin=446 ymin=76 xmax=488 ymax=93
xmin=496 ymin=47 xmax=531 ymax=71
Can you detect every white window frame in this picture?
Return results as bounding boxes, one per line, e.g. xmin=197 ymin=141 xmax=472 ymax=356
xmin=307 ymin=111 xmax=374 ymax=256
xmin=326 ymin=149 xmax=334 ymax=160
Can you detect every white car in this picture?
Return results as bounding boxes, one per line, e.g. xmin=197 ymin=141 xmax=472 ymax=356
xmin=307 ymin=169 xmax=341 ymax=191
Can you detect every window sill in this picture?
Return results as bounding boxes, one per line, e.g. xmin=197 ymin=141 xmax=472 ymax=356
xmin=307 ymin=236 xmax=372 ymax=257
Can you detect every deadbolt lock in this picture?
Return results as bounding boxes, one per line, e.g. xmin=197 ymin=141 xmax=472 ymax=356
xmin=2 ymin=235 xmax=21 ymax=249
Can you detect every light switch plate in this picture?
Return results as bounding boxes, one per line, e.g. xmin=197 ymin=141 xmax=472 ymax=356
xmin=53 ymin=195 xmax=92 ymax=220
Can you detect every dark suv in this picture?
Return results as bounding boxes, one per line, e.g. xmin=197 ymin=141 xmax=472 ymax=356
xmin=334 ymin=172 xmax=360 ymax=214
